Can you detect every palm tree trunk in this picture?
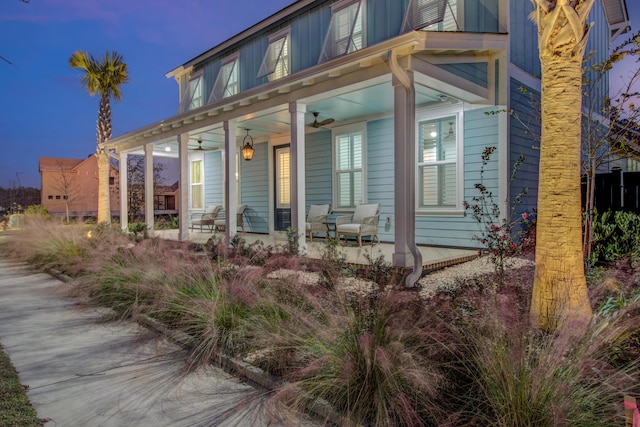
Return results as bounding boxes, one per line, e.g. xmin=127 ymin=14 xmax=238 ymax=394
xmin=531 ymin=1 xmax=594 ymax=330
xmin=532 ymin=55 xmax=592 ymax=331
xmin=97 ymin=148 xmax=111 ymax=224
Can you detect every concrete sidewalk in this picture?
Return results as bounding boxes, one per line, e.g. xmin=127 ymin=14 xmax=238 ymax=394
xmin=0 ymin=258 xmax=308 ymax=427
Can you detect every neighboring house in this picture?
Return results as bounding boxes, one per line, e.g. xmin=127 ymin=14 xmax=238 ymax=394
xmin=154 ymin=181 xmax=180 ymax=212
xmin=105 ymin=0 xmax=630 ymax=269
xmin=39 ymin=156 xmax=119 ymax=218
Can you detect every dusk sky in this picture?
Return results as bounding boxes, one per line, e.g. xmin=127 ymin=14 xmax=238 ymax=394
xmin=0 ymin=0 xmax=639 ymax=189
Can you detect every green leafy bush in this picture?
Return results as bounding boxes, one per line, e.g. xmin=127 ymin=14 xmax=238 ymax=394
xmin=590 ymin=210 xmax=640 ymax=263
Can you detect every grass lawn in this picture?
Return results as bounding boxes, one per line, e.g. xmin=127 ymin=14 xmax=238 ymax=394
xmin=0 ymin=343 xmax=44 ymax=427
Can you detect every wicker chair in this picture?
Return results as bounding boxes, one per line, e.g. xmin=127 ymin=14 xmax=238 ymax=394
xmin=335 ymin=203 xmax=380 ymax=246
xmin=214 ymin=205 xmax=247 ymax=233
xmin=190 ymin=205 xmax=221 ymax=232
xmin=305 ymin=204 xmax=330 ymax=241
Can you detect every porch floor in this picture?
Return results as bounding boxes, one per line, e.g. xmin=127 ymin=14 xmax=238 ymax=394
xmin=154 ymin=229 xmax=478 ymax=273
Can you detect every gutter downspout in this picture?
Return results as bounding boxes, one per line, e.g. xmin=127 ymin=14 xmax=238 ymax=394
xmin=388 ymin=49 xmax=423 ymax=288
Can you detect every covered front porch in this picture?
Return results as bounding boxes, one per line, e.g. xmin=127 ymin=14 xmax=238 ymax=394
xmin=154 ymin=229 xmax=478 ymax=273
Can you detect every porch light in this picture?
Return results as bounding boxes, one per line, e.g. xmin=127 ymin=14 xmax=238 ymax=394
xmin=241 ymin=129 xmax=254 ymax=161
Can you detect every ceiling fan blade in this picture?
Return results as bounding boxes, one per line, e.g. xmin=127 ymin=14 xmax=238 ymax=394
xmin=317 ymin=118 xmax=335 ymax=126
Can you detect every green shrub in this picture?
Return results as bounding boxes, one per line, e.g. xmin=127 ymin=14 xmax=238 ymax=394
xmin=590 ymin=210 xmax=640 ymax=263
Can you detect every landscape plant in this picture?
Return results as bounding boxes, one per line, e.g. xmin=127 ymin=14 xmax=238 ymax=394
xmin=1 ymin=217 xmax=639 ymax=426
xmin=464 ymin=146 xmax=533 ymax=282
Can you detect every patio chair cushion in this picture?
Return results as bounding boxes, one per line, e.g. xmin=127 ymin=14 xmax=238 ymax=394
xmin=352 ymin=204 xmax=379 ymax=224
xmin=306 ymin=204 xmax=330 ymax=222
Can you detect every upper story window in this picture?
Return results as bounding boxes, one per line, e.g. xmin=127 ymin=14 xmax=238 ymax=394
xmin=257 ymin=28 xmax=290 ymax=81
xmin=333 ymin=123 xmax=365 ymax=209
xmin=401 ymin=0 xmax=459 ymax=33
xmin=417 ymin=109 xmax=463 ymax=211
xmin=180 ymin=71 xmax=203 ymax=113
xmin=209 ymin=54 xmax=239 ymax=102
xmin=319 ymin=0 xmax=363 ymax=64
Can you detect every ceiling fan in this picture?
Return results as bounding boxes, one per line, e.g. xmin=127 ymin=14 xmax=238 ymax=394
xmin=189 ymin=137 xmax=218 ymax=152
xmin=308 ymin=111 xmax=335 ymax=128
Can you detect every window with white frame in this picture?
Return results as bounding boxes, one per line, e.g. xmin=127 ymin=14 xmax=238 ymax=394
xmin=417 ymin=114 xmax=461 ymax=209
xmin=235 ymin=152 xmax=241 ymax=203
xmin=318 ymin=0 xmax=363 ymax=63
xmin=401 ymin=0 xmax=459 ymax=33
xmin=180 ymin=72 xmax=203 ymax=113
xmin=191 ymin=159 xmax=203 ymax=209
xmin=257 ymin=28 xmax=290 ymax=81
xmin=333 ymin=124 xmax=364 ymax=209
xmin=209 ymin=54 xmax=239 ymax=102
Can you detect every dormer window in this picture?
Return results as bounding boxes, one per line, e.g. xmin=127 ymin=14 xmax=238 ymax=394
xmin=257 ymin=28 xmax=290 ymax=81
xmin=209 ymin=54 xmax=239 ymax=102
xmin=180 ymin=71 xmax=203 ymax=113
xmin=318 ymin=0 xmax=363 ymax=63
xmin=401 ymin=0 xmax=459 ymax=33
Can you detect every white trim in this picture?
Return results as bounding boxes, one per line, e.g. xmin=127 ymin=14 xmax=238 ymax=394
xmin=331 ymin=121 xmax=367 ymax=209
xmin=189 ymin=153 xmax=205 ymax=211
xmin=508 ymin=63 xmax=541 ymax=92
xmin=209 ymin=53 xmax=240 ymax=103
xmin=415 ymin=104 xmax=464 ymax=215
xmin=259 ymin=27 xmax=291 ymax=81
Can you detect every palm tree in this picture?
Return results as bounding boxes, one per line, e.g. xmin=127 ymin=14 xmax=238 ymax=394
xmin=530 ymin=0 xmax=593 ymax=331
xmin=69 ymin=50 xmax=128 ymax=225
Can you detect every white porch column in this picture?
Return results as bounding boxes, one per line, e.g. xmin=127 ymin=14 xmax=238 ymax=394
xmin=392 ymin=70 xmax=417 ymax=268
xmin=224 ymin=120 xmax=238 ymax=241
xmin=289 ymin=101 xmax=307 ymax=249
xmin=178 ymin=133 xmax=190 ymax=241
xmin=119 ymin=151 xmax=128 ymax=232
xmin=144 ymin=143 xmax=155 ymax=236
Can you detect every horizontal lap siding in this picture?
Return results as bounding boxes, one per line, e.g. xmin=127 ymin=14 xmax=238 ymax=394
xmin=416 ymin=107 xmax=500 ymax=247
xmin=204 ymin=151 xmax=223 ymax=207
xmin=509 ymin=78 xmax=540 ymax=217
xmin=305 ymin=130 xmax=332 ymax=208
xmin=241 ymin=142 xmax=269 ymax=233
xmin=367 ymin=118 xmax=395 ymax=242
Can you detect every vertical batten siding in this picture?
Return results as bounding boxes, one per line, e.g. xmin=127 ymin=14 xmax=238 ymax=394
xmin=366 ymin=0 xmax=406 ymax=45
xmin=240 ymin=141 xmax=269 ymax=233
xmin=415 ymin=107 xmax=500 ymax=247
xmin=305 ymin=130 xmax=332 ymax=207
xmin=436 ymin=63 xmax=489 ymax=88
xmin=203 ymin=151 xmax=224 ymax=208
xmin=509 ymin=79 xmax=540 ymax=217
xmin=291 ymin=5 xmax=331 ymax=73
xmin=464 ymin=0 xmax=500 ymax=33
xmin=240 ymin=37 xmax=270 ymax=92
xmin=366 ymin=118 xmax=396 ymax=243
xmin=510 ymin=0 xmax=540 ymax=77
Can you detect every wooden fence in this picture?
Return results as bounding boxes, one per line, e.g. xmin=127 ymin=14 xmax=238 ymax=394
xmin=581 ymin=170 xmax=640 ymax=214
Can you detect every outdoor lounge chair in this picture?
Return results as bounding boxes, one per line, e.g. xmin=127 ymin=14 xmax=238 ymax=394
xmin=214 ymin=204 xmax=247 ymax=233
xmin=305 ymin=204 xmax=330 ymax=241
xmin=190 ymin=205 xmax=221 ymax=232
xmin=335 ymin=203 xmax=380 ymax=247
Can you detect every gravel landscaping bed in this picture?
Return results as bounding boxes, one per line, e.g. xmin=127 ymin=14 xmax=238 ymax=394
xmin=418 ymin=255 xmax=535 ymax=298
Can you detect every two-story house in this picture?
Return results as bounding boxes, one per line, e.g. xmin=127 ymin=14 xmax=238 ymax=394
xmin=105 ymin=0 xmax=629 ymax=273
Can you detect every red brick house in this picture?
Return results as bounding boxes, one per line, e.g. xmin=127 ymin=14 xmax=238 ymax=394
xmin=39 ymin=156 xmax=119 ymax=218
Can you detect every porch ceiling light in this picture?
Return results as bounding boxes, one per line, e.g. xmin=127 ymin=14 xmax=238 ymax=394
xmin=241 ymin=129 xmax=254 ymax=161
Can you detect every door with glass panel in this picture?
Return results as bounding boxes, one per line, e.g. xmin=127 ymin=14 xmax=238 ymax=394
xmin=274 ymin=145 xmax=291 ymax=231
